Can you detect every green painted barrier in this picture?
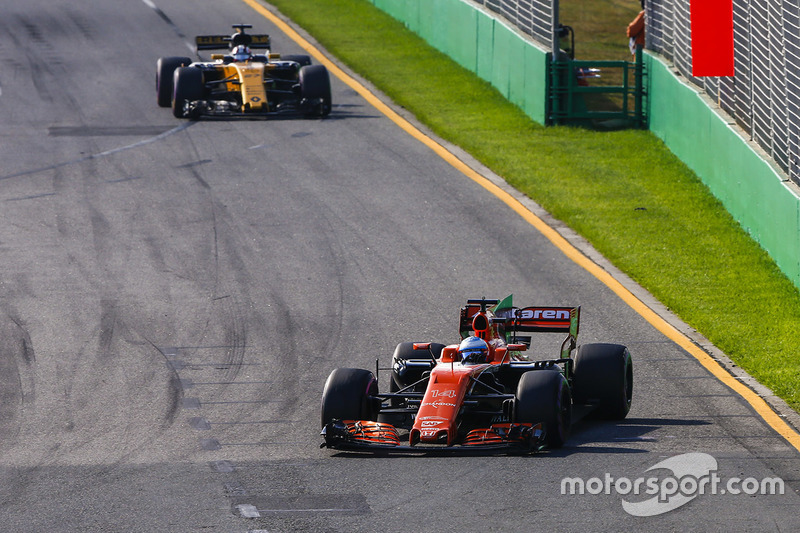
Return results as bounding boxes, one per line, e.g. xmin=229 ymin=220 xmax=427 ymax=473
xmin=369 ymin=0 xmax=800 ymax=289
xmin=646 ymin=54 xmax=800 ymax=287
xmin=369 ymin=0 xmax=549 ymax=125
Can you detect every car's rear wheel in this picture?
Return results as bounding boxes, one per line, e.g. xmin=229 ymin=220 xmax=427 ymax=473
xmin=172 ymin=66 xmax=204 ymax=118
xmin=514 ymin=370 xmax=572 ymax=448
xmin=157 ymin=56 xmax=192 ymax=107
xmin=572 ymin=343 xmax=632 ymax=419
xmin=281 ymin=54 xmax=312 ymax=66
xmin=299 ymin=64 xmax=332 ymax=117
xmin=320 ymin=368 xmax=379 ymax=429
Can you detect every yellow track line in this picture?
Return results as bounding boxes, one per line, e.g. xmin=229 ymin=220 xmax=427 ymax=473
xmin=242 ymin=0 xmax=800 ymax=452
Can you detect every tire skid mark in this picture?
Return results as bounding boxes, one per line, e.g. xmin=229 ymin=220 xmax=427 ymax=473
xmin=0 ymin=310 xmax=36 ymax=446
xmin=164 ymin=371 xmax=184 ymax=427
xmin=145 ymin=339 xmax=185 ymax=428
xmin=89 ymin=204 xmax=113 ymax=270
xmin=64 ymin=7 xmax=97 ymax=42
xmin=11 ymin=13 xmax=79 ymax=109
xmin=9 ymin=16 xmax=54 ymax=103
xmin=98 ymin=299 xmax=119 ymax=359
xmin=209 ymin=287 xmax=247 ymax=384
xmin=140 ymin=0 xmax=196 ymax=56
xmin=8 ymin=312 xmax=35 ymax=366
xmin=0 ymin=123 xmax=194 ymax=181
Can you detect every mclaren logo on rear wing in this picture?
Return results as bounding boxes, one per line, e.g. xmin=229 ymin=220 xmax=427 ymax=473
xmin=512 ymin=306 xmax=580 ymax=360
xmin=195 ymin=34 xmax=271 ymax=51
xmin=459 ymin=302 xmax=580 ymax=335
xmin=512 ymin=306 xmax=579 ymax=334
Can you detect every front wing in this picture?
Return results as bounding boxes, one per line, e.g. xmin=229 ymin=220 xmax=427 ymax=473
xmin=321 ymin=419 xmax=545 ymax=453
xmin=179 ymin=96 xmax=327 ymax=118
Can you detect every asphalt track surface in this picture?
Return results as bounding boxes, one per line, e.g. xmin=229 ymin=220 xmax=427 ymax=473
xmin=0 ymin=0 xmax=799 ymax=531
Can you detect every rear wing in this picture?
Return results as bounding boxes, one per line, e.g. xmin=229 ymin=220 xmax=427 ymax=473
xmin=510 ymin=306 xmax=579 ymax=334
xmin=195 ymin=34 xmax=271 ymax=51
xmin=508 ymin=306 xmax=580 ymax=359
xmin=459 ymin=303 xmax=579 ymax=334
xmin=460 ymin=299 xmax=580 ymax=359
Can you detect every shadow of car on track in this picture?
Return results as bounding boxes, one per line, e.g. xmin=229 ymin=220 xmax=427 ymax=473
xmin=543 ymin=416 xmax=713 ymax=457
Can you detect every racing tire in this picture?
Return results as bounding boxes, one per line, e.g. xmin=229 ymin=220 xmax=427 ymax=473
xmin=281 ymin=54 xmax=312 ymax=66
xmin=321 ymin=368 xmax=379 ymax=429
xmin=382 ymin=342 xmax=441 ymax=427
xmin=299 ymin=64 xmax=332 ymax=117
xmin=514 ymin=370 xmax=572 ymax=448
xmin=572 ymin=343 xmax=632 ymax=420
xmin=172 ymin=66 xmax=204 ymax=119
xmin=157 ymin=56 xmax=192 ymax=107
xmin=390 ymin=342 xmax=443 ymax=393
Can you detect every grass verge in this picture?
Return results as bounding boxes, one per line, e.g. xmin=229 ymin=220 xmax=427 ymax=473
xmin=264 ymin=0 xmax=800 ymax=412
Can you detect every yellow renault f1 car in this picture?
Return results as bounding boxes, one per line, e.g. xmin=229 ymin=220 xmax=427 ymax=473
xmin=156 ymin=24 xmax=331 ymax=119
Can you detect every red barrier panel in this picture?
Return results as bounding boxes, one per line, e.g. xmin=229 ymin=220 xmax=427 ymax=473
xmin=690 ymin=0 xmax=734 ymax=77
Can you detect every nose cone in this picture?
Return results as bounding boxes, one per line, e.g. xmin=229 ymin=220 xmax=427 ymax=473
xmin=410 ymin=426 xmax=449 ymax=446
xmin=411 ymin=365 xmax=475 ymax=446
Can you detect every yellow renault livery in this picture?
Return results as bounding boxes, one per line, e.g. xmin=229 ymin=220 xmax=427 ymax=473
xmin=156 ymin=24 xmax=331 ymax=119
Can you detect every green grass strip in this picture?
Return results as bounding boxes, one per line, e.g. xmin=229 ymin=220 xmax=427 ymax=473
xmin=265 ymin=0 xmax=800 ymax=411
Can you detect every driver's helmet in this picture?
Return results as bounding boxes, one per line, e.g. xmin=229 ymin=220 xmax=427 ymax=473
xmin=458 ymin=336 xmax=489 ymax=364
xmin=232 ymin=45 xmax=253 ymax=62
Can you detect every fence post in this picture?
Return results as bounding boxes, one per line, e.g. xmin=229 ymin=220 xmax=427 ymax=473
xmin=551 ymin=0 xmax=560 ymax=60
xmin=548 ymin=0 xmax=560 ymax=125
xmin=634 ymin=44 xmax=644 ymax=127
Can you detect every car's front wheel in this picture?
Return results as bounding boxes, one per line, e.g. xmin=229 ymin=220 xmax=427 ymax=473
xmin=514 ymin=370 xmax=572 ymax=448
xmin=172 ymin=67 xmax=203 ymax=118
xmin=299 ymin=64 xmax=332 ymax=117
xmin=157 ymin=56 xmax=192 ymax=107
xmin=320 ymin=368 xmax=379 ymax=428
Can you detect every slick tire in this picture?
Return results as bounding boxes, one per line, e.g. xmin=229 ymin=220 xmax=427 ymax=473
xmin=383 ymin=342 xmax=442 ymax=427
xmin=572 ymin=343 xmax=633 ymax=419
xmin=320 ymin=368 xmax=379 ymax=429
xmin=172 ymin=66 xmax=203 ymax=119
xmin=157 ymin=56 xmax=192 ymax=107
xmin=514 ymin=370 xmax=572 ymax=448
xmin=390 ymin=342 xmax=443 ymax=393
xmin=281 ymin=54 xmax=312 ymax=66
xmin=299 ymin=64 xmax=332 ymax=117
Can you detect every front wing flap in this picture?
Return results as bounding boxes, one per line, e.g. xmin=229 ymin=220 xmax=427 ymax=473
xmin=321 ymin=420 xmax=545 ymax=453
xmin=180 ymin=97 xmax=327 ymax=118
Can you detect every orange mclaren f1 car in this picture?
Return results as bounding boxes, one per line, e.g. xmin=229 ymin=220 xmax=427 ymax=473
xmin=321 ymin=296 xmax=633 ymax=453
xmin=156 ymin=24 xmax=331 ymax=119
